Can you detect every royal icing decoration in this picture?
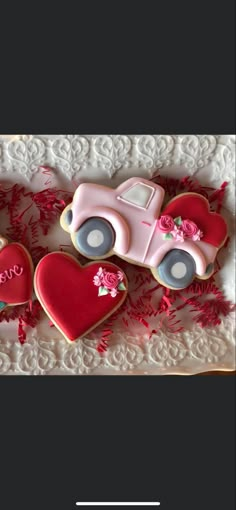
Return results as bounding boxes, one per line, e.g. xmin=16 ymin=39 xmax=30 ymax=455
xmin=0 ymin=264 xmax=24 ymax=284
xmin=162 ymin=193 xmax=227 ymax=247
xmin=34 ymin=253 xmax=128 ymax=342
xmin=93 ymin=267 xmax=126 ymax=297
xmin=158 ymin=215 xmax=203 ymax=242
xmin=60 ymin=177 xmax=228 ymax=290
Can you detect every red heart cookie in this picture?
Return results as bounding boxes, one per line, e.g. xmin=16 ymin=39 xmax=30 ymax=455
xmin=34 ymin=252 xmax=128 ymax=342
xmin=0 ymin=242 xmax=34 ymax=307
xmin=162 ymin=193 xmax=227 ymax=247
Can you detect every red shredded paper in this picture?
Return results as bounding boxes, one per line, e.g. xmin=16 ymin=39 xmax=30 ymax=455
xmin=0 ymin=168 xmax=235 ymax=351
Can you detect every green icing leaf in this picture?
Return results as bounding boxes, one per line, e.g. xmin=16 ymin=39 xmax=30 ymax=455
xmin=164 ymin=233 xmax=173 ymax=240
xmin=118 ymin=282 xmax=126 ymax=291
xmin=174 ymin=216 xmax=182 ymax=225
xmin=98 ymin=286 xmax=109 ymax=296
xmin=0 ymin=301 xmax=6 ymax=311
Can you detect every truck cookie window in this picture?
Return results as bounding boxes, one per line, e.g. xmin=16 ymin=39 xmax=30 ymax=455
xmin=117 ymin=182 xmax=155 ymax=209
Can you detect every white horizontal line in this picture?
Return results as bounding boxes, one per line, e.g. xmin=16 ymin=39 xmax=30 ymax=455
xmin=75 ymin=504 xmax=160 ymax=507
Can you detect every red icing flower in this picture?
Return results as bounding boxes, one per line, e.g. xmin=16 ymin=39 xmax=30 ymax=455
xmin=93 ymin=267 xmax=126 ymax=298
xmin=158 ymin=215 xmax=175 ymax=233
xmin=158 ymin=214 xmax=203 ymax=243
xmin=102 ymin=272 xmax=119 ymax=290
xmin=182 ymin=219 xmax=202 ymax=240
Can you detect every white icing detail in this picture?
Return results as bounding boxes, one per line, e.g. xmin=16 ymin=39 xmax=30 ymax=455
xmin=87 ymin=229 xmax=104 ymax=248
xmin=119 ymin=183 xmax=154 ymax=208
xmin=171 ymin=262 xmax=187 ymax=279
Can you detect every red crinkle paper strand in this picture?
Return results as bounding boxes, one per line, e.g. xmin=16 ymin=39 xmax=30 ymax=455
xmin=0 ymin=169 xmax=235 ymax=350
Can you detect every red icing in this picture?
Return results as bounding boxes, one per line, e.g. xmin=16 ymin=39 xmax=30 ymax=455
xmin=34 ymin=253 xmax=128 ymax=341
xmin=162 ymin=193 xmax=227 ymax=247
xmin=0 ymin=243 xmax=33 ymax=304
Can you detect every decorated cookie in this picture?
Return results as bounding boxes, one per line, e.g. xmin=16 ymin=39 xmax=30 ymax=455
xmin=60 ymin=177 xmax=228 ymax=290
xmin=34 ymin=252 xmax=128 ymax=342
xmin=0 ymin=236 xmax=34 ymax=310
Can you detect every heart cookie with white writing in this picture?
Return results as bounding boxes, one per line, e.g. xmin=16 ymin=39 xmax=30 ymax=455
xmin=0 ymin=237 xmax=34 ymax=310
xmin=34 ymin=252 xmax=128 ymax=342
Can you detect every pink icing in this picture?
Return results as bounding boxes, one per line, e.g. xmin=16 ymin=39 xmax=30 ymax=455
xmin=141 ymin=221 xmax=152 ymax=226
xmin=171 ymin=225 xmax=184 ymax=242
xmin=158 ymin=215 xmax=175 ymax=233
xmin=93 ymin=267 xmax=126 ymax=297
xmin=61 ymin=177 xmax=222 ymax=277
xmin=93 ymin=267 xmax=104 ymax=286
xmin=192 ymin=230 xmax=202 ymax=241
xmin=182 ymin=219 xmax=201 ymax=239
xmin=117 ymin=270 xmax=124 ymax=282
xmin=0 ymin=264 xmax=23 ymax=285
xmin=158 ymin=215 xmax=203 ymax=244
xmin=93 ymin=275 xmax=101 ymax=286
xmin=102 ymin=272 xmax=119 ymax=289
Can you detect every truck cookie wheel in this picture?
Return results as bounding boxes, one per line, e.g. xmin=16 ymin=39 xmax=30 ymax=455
xmin=156 ymin=249 xmax=196 ymax=289
xmin=75 ymin=218 xmax=115 ymax=257
xmin=64 ymin=208 xmax=73 ymax=226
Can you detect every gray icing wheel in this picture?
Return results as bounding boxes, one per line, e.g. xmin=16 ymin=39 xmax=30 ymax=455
xmin=157 ymin=249 xmax=196 ymax=289
xmin=75 ymin=218 xmax=115 ymax=257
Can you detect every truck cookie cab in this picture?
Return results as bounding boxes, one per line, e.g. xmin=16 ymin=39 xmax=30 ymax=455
xmin=60 ymin=177 xmax=227 ymax=290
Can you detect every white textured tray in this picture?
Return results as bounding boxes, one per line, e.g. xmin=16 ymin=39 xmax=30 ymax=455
xmin=0 ymin=134 xmax=235 ymax=375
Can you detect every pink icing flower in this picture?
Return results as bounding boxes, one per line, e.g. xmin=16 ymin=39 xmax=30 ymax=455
xmin=94 ymin=267 xmax=126 ymax=297
xmin=171 ymin=226 xmax=184 ymax=242
xmin=93 ymin=275 xmax=102 ymax=286
xmin=102 ymin=271 xmax=119 ymax=290
xmin=192 ymin=229 xmax=203 ymax=241
xmin=158 ymin=215 xmax=175 ymax=233
xmin=117 ymin=270 xmax=124 ymax=282
xmin=93 ymin=267 xmax=106 ymax=286
xmin=181 ymin=219 xmax=199 ymax=238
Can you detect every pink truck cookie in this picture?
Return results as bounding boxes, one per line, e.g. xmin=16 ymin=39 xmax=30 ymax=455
xmin=60 ymin=177 xmax=228 ymax=290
